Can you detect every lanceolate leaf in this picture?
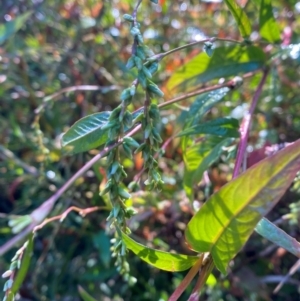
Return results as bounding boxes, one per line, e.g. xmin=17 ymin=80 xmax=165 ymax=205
xmin=62 ymin=111 xmax=111 ymax=154
xmin=182 ymin=137 xmax=232 ymax=199
xmin=177 ymin=118 xmax=239 ymax=138
xmin=224 ymin=0 xmax=252 ymax=38
xmin=259 ymin=0 xmax=281 ymax=43
xmin=178 ymin=87 xmax=231 ymax=126
xmin=78 ymin=286 xmax=97 ymax=301
xmin=0 ymin=11 xmax=33 ymax=45
xmin=185 ymin=139 xmax=300 ymax=274
xmin=188 ymin=88 xmax=231 ymax=124
xmin=166 ymin=46 xmax=265 ymax=92
xmin=255 ymin=218 xmax=300 ymax=258
xmin=122 ymin=232 xmax=199 ymax=272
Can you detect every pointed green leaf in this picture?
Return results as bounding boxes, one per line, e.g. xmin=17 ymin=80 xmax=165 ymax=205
xmin=185 ymin=139 xmax=300 ymax=274
xmin=78 ymin=286 xmax=97 ymax=301
xmin=178 ymin=88 xmax=231 ymax=127
xmin=259 ymin=0 xmax=281 ymax=43
xmin=255 ymin=218 xmax=300 ymax=258
xmin=166 ymin=46 xmax=265 ymax=92
xmin=0 ymin=11 xmax=33 ymax=45
xmin=177 ymin=118 xmax=239 ymax=138
xmin=224 ymin=0 xmax=252 ymax=38
xmin=62 ymin=112 xmax=111 ymax=154
xmin=122 ymin=232 xmax=199 ymax=272
xmin=189 ymin=88 xmax=231 ymax=123
xmin=182 ymin=137 xmax=232 ymax=199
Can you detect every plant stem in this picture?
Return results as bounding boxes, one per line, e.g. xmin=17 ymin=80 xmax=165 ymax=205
xmin=33 ymin=206 xmax=106 ymax=232
xmin=158 ymin=80 xmax=233 ymax=109
xmin=151 ymin=37 xmax=242 ymax=61
xmin=34 ymin=85 xmax=119 ymax=114
xmin=168 ymin=254 xmax=204 ymax=301
xmin=187 ymin=257 xmax=215 ymax=301
xmin=232 ymin=68 xmax=269 ymax=178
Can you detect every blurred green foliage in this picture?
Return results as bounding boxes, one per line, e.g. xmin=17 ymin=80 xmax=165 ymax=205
xmin=1 ymin=0 xmax=300 ymax=300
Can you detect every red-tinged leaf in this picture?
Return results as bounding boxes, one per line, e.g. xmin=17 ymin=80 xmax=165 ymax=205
xmin=185 ymin=139 xmax=300 ymax=274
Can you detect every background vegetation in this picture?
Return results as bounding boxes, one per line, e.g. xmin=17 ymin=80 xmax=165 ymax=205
xmin=1 ymin=0 xmax=300 ymax=300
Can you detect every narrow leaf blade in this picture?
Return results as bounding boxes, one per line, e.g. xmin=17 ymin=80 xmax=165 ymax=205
xmin=166 ymin=46 xmax=265 ymax=92
xmin=0 ymin=11 xmax=33 ymax=45
xmin=183 ymin=137 xmax=232 ymax=199
xmin=61 ymin=112 xmax=111 ymax=154
xmin=185 ymin=139 xmax=300 ymax=274
xmin=122 ymin=232 xmax=199 ymax=272
xmin=224 ymin=0 xmax=252 ymax=38
xmin=259 ymin=0 xmax=281 ymax=43
xmin=78 ymin=285 xmax=97 ymax=301
xmin=255 ymin=218 xmax=300 ymax=258
xmin=11 ymin=234 xmax=34 ymax=295
xmin=178 ymin=118 xmax=239 ymax=138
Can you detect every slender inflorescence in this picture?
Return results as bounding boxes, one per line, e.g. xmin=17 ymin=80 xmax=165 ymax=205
xmin=100 ymin=0 xmax=164 ymax=282
xmin=2 ymin=240 xmax=30 ymax=301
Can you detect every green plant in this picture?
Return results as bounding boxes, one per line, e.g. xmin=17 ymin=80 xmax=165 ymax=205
xmin=1 ymin=0 xmax=300 ymax=300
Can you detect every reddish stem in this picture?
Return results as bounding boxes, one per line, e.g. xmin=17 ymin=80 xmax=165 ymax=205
xmin=232 ymin=69 xmax=269 ymax=178
xmin=168 ymin=255 xmax=204 ymax=301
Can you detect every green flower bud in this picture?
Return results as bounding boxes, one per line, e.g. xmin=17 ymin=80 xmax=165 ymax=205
xmin=125 ymin=207 xmax=137 ymax=218
xmin=123 ymin=111 xmax=133 ymax=128
xmin=120 ymin=88 xmax=131 ymax=101
xmin=137 ymin=33 xmax=144 ymax=44
xmin=136 ymin=46 xmax=146 ymax=60
xmin=109 ymin=106 xmax=122 ymax=121
xmin=9 ymin=261 xmax=18 ymax=271
xmin=123 ymin=143 xmax=133 ymax=159
xmin=100 ymin=180 xmax=112 ymax=196
xmin=152 ymin=127 xmax=162 ymax=143
xmin=142 ymin=45 xmax=155 ymax=57
xmin=149 ymin=104 xmax=161 ymax=122
xmin=144 ymin=124 xmax=152 ymax=139
xmin=110 ymin=161 xmax=120 ymax=175
xmin=142 ymin=65 xmax=152 ymax=79
xmin=113 ymin=203 xmax=121 ymax=218
xmin=130 ymin=26 xmax=140 ymax=36
xmin=134 ymin=55 xmax=143 ymax=70
xmin=118 ymin=187 xmax=131 ymax=199
xmin=128 ymin=181 xmax=140 ymax=192
xmin=3 ymin=279 xmax=13 ymax=291
xmin=126 ymin=56 xmax=135 ymax=69
xmin=123 ymin=137 xmax=140 ymax=148
xmin=148 ymin=62 xmax=159 ymax=74
xmin=123 ymin=14 xmax=134 ymax=22
xmin=134 ymin=142 xmax=146 ymax=154
xmin=137 ymin=71 xmax=147 ymax=88
xmin=147 ymin=82 xmax=164 ymax=97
